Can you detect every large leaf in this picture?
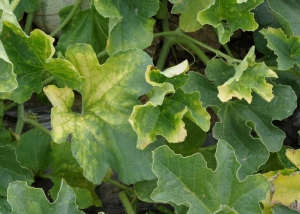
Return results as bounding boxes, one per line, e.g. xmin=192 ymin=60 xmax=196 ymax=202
xmin=44 ymin=44 xmax=158 ymax=184
xmin=47 ymin=142 xmax=101 ymax=209
xmin=266 ymin=0 xmax=300 ymax=36
xmin=0 ymin=41 xmax=16 ymax=92
xmin=0 ymin=196 xmax=11 ymax=214
xmin=7 ymin=180 xmax=83 ymax=214
xmin=0 ymin=0 xmax=20 ymax=27
xmin=57 ymin=5 xmax=108 ymax=55
xmin=260 ymin=27 xmax=300 ymax=70
xmin=14 ymin=129 xmax=53 ymax=174
xmin=169 ymin=0 xmax=214 ymax=32
xmin=0 ymin=145 xmax=34 ymax=196
xmin=151 ymin=141 xmax=269 ymax=213
xmin=197 ymin=0 xmax=263 ymax=44
xmin=94 ymin=0 xmax=159 ymax=54
xmin=9 ymin=0 xmax=39 ymax=21
xmin=0 ymin=21 xmax=84 ymax=103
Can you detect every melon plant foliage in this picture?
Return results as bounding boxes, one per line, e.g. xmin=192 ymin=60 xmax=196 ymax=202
xmin=1 ymin=0 xmax=300 ymax=213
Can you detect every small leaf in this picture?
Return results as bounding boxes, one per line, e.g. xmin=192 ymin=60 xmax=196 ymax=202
xmin=169 ymin=0 xmax=214 ymax=32
xmin=260 ymin=27 xmax=300 ymax=70
xmin=0 ymin=145 xmax=34 ymax=196
xmin=7 ymin=180 xmax=84 ymax=214
xmin=151 ymin=141 xmax=269 ymax=213
xmin=197 ymin=0 xmax=263 ymax=44
xmin=0 ymin=21 xmax=84 ymax=103
xmin=94 ymin=0 xmax=159 ymax=54
xmin=286 ymin=149 xmax=300 ymax=170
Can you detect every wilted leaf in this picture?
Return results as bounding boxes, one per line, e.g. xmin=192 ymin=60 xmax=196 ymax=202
xmin=286 ymin=149 xmax=300 ymax=170
xmin=0 ymin=21 xmax=84 ymax=103
xmin=197 ymin=0 xmax=263 ymax=44
xmin=260 ymin=27 xmax=300 ymax=70
xmin=44 ymin=44 xmax=158 ymax=184
xmin=169 ymin=0 xmax=214 ymax=32
xmin=94 ymin=0 xmax=159 ymax=54
xmin=0 ymin=145 xmax=34 ymax=196
xmin=7 ymin=180 xmax=84 ymax=214
xmin=151 ymin=141 xmax=269 ymax=213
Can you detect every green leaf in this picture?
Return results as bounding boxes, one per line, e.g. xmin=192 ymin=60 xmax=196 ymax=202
xmin=57 ymin=5 xmax=108 ymax=55
xmin=0 ymin=103 xmax=11 ymax=144
xmin=0 ymin=21 xmax=84 ymax=103
xmin=94 ymin=0 xmax=159 ymax=54
xmin=44 ymin=45 xmax=157 ymax=184
xmin=48 ymin=142 xmax=101 ymax=209
xmin=197 ymin=0 xmax=263 ymax=44
xmin=266 ymin=0 xmax=300 ymax=36
xmin=0 ymin=39 xmax=17 ymax=93
xmin=151 ymin=141 xmax=269 ymax=213
xmin=7 ymin=179 xmax=84 ymax=214
xmin=206 ymin=48 xmax=278 ymax=103
xmin=0 ymin=196 xmax=11 ymax=214
xmin=0 ymin=145 xmax=34 ymax=196
xmin=169 ymin=0 xmax=214 ymax=32
xmin=0 ymin=0 xmax=20 ymax=27
xmin=9 ymin=0 xmax=39 ymax=21
xmin=213 ymin=85 xmax=296 ymax=180
xmin=272 ymin=205 xmax=300 ymax=214
xmin=260 ymin=27 xmax=300 ymax=70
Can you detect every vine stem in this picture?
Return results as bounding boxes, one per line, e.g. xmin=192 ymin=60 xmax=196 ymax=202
xmin=10 ymin=0 xmax=20 ymax=11
xmin=24 ymin=12 xmax=35 ymax=35
xmin=119 ymin=191 xmax=135 ymax=214
xmin=154 ymin=30 xmax=242 ymax=64
xmin=50 ymin=0 xmax=82 ymax=37
xmin=15 ymin=104 xmax=24 ymax=135
xmin=103 ymin=178 xmax=135 ymax=194
xmin=96 ymin=50 xmax=108 ymax=59
xmin=24 ymin=118 xmax=51 ymax=136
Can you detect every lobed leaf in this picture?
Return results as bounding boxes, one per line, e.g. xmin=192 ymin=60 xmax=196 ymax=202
xmin=0 ymin=21 xmax=84 ymax=103
xmin=7 ymin=180 xmax=83 ymax=214
xmin=44 ymin=44 xmax=157 ymax=184
xmin=151 ymin=141 xmax=269 ymax=213
xmin=197 ymin=0 xmax=263 ymax=44
xmin=261 ymin=27 xmax=300 ymax=70
xmin=94 ymin=0 xmax=159 ymax=55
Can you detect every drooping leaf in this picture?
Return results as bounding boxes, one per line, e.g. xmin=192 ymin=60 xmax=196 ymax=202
xmin=0 ymin=21 xmax=84 ymax=103
xmin=151 ymin=141 xmax=269 ymax=213
xmin=94 ymin=0 xmax=159 ymax=54
xmin=57 ymin=5 xmax=108 ymax=55
xmin=169 ymin=0 xmax=214 ymax=32
xmin=48 ymin=142 xmax=101 ymax=209
xmin=260 ymin=27 xmax=300 ymax=70
xmin=266 ymin=0 xmax=300 ymax=36
xmin=44 ymin=44 xmax=158 ymax=184
xmin=209 ymin=47 xmax=278 ymax=103
xmin=0 ymin=145 xmax=34 ymax=196
xmin=7 ymin=180 xmax=84 ymax=214
xmin=14 ymin=129 xmax=53 ymax=174
xmin=197 ymin=0 xmax=263 ymax=44
xmin=130 ymin=62 xmax=210 ymax=149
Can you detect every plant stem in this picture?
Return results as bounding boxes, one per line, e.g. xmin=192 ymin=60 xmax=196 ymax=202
xmin=154 ymin=30 xmax=242 ymax=64
xmin=42 ymin=76 xmax=55 ymax=86
xmin=3 ymin=102 xmax=18 ymax=112
xmin=50 ymin=0 xmax=82 ymax=37
xmin=103 ymin=178 xmax=135 ymax=193
xmin=24 ymin=118 xmax=51 ymax=136
xmin=176 ymin=37 xmax=209 ymax=66
xmin=96 ymin=50 xmax=108 ymax=59
xmin=10 ymin=0 xmax=20 ymax=11
xmin=15 ymin=104 xmax=24 ymax=135
xmin=119 ymin=191 xmax=135 ymax=214
xmin=24 ymin=12 xmax=35 ymax=35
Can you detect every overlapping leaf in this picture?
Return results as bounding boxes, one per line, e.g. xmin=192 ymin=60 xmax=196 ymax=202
xmin=0 ymin=196 xmax=11 ymax=214
xmin=197 ymin=0 xmax=263 ymax=44
xmin=7 ymin=180 xmax=83 ymax=214
xmin=44 ymin=44 xmax=158 ymax=184
xmin=266 ymin=0 xmax=300 ymax=36
xmin=151 ymin=141 xmax=269 ymax=213
xmin=0 ymin=21 xmax=84 ymax=103
xmin=261 ymin=27 xmax=300 ymax=70
xmin=182 ymin=71 xmax=296 ymax=180
xmin=169 ymin=0 xmax=214 ymax=32
xmin=57 ymin=5 xmax=108 ymax=55
xmin=130 ymin=61 xmax=210 ymax=149
xmin=209 ymin=47 xmax=278 ymax=103
xmin=0 ymin=145 xmax=34 ymax=196
xmin=9 ymin=0 xmax=39 ymax=21
xmin=94 ymin=0 xmax=159 ymax=54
